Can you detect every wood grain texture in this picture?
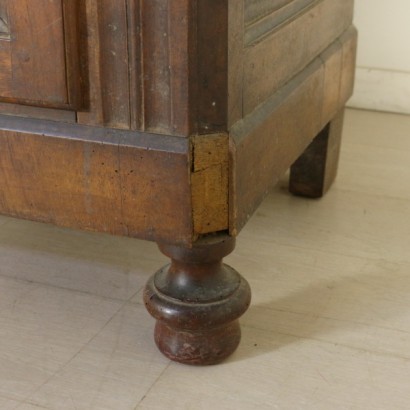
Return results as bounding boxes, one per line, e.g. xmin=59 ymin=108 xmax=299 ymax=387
xmin=0 ymin=1 xmax=356 ymax=246
xmin=138 ymin=0 xmax=229 ymax=136
xmin=230 ymin=59 xmax=324 ymax=234
xmin=245 ymin=0 xmax=317 ymax=45
xmin=244 ymin=0 xmax=295 ymax=23
xmin=0 ymin=103 xmax=76 ymax=123
xmin=228 ymin=0 xmax=245 ymax=128
xmin=191 ymin=134 xmax=229 ymax=236
xmin=242 ymin=0 xmax=353 ymax=116
xmin=230 ymin=28 xmax=357 ymax=234
xmin=77 ymin=0 xmax=130 ymax=129
xmin=0 ymin=0 xmax=80 ymax=109
xmin=0 ymin=115 xmax=193 ymax=245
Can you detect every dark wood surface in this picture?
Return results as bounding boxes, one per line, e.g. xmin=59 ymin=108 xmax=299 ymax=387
xmin=290 ymin=108 xmax=345 ymax=198
xmin=144 ymin=236 xmax=251 ymax=365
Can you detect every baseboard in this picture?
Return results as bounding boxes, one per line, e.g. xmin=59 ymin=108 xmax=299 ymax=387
xmin=348 ymin=67 xmax=410 ymax=115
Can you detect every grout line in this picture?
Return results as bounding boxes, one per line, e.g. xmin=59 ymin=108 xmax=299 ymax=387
xmin=247 ymin=304 xmax=410 ymax=336
xmin=236 ymin=235 xmax=383 ymax=265
xmin=0 ymin=272 xmax=136 ymax=304
xmin=241 ymin=323 xmax=410 ymax=363
xmin=332 ymin=185 xmax=410 ymax=205
xmin=355 ymin=65 xmax=410 ymax=76
xmin=20 ymin=298 xmax=128 ymax=408
xmin=134 ymin=362 xmax=171 ymax=409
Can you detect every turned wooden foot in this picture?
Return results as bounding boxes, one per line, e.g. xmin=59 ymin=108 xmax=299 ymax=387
xmin=289 ymin=108 xmax=345 ymax=198
xmin=144 ymin=236 xmax=251 ymax=365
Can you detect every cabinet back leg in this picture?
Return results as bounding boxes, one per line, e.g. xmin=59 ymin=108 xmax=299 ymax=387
xmin=289 ymin=108 xmax=345 ymax=198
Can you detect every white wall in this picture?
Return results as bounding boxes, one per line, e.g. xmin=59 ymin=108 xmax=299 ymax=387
xmin=348 ymin=0 xmax=410 ymax=114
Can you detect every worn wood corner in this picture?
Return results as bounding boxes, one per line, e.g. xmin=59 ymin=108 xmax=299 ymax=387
xmin=191 ymin=133 xmax=229 ymax=236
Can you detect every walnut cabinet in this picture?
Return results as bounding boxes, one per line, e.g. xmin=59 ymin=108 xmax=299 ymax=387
xmin=0 ymin=0 xmax=357 ymax=364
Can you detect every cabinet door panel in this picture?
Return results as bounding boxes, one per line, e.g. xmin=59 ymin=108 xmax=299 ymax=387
xmin=0 ymin=0 xmax=80 ymax=109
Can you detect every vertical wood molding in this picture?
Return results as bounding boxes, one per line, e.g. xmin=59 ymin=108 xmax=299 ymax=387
xmin=0 ymin=1 xmax=10 ymax=38
xmin=135 ymin=0 xmax=229 ymax=137
xmin=0 ymin=0 xmax=81 ymax=110
xmin=127 ymin=0 xmax=144 ymax=130
xmin=77 ymin=0 xmax=131 ymax=129
xmin=196 ymin=0 xmax=229 ymax=134
xmin=62 ymin=0 xmax=82 ymax=109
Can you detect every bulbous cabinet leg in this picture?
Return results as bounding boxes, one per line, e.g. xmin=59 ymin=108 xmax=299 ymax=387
xmin=144 ymin=236 xmax=251 ymax=365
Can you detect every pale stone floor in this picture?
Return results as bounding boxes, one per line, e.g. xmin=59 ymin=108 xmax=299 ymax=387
xmin=1 ymin=109 xmax=410 ymax=409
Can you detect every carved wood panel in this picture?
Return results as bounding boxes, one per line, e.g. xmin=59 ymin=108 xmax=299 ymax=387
xmin=0 ymin=0 xmax=80 ymax=110
xmin=0 ymin=2 xmax=10 ymax=39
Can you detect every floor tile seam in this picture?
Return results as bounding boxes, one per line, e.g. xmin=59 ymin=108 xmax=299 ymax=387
xmin=240 ymin=237 xmax=388 ymax=264
xmin=127 ymin=287 xmax=144 ymax=305
xmin=0 ymin=272 xmax=141 ymax=304
xmin=19 ymin=402 xmax=49 ymax=410
xmin=332 ymin=185 xmax=410 ymax=204
xmin=269 ymin=185 xmax=410 ymax=210
xmin=341 ymin=141 xmax=410 ymax=153
xmin=127 ymin=298 xmax=144 ymax=307
xmin=241 ymin=323 xmax=410 ymax=362
xmin=133 ymin=362 xmax=171 ymax=410
xmin=0 ymin=393 xmax=22 ymax=406
xmin=20 ymin=299 xmax=129 ymax=408
xmin=246 ymin=305 xmax=410 ymax=335
xmin=0 ymin=219 xmax=12 ymax=229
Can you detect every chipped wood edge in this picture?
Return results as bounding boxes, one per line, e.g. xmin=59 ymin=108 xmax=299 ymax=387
xmin=191 ymin=133 xmax=230 ymax=236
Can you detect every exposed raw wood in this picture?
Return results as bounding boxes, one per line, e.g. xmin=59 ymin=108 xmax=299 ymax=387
xmin=62 ymin=0 xmax=82 ymax=110
xmin=140 ymin=0 xmax=229 ymax=136
xmin=196 ymin=0 xmax=229 ymax=134
xmin=140 ymin=0 xmax=190 ymax=135
xmin=191 ymin=133 xmax=229 ymax=236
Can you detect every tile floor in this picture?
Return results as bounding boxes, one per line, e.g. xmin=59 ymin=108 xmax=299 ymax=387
xmin=1 ymin=109 xmax=410 ymax=409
